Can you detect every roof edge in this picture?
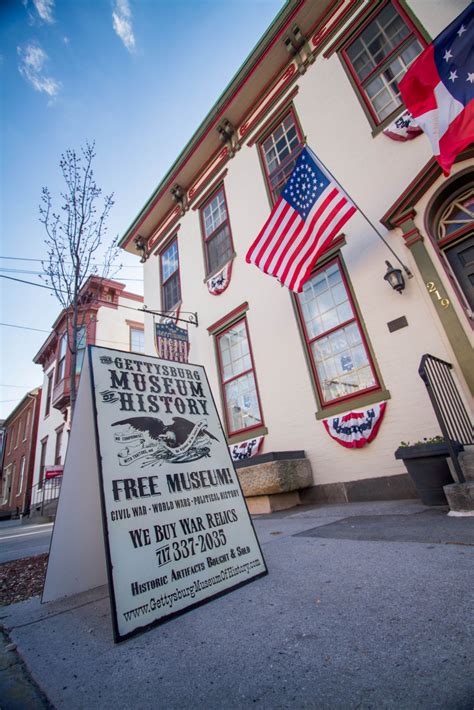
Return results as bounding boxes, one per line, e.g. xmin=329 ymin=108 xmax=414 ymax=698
xmin=119 ymin=0 xmax=299 ymax=249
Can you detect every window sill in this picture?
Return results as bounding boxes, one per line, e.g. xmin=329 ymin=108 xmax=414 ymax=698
xmin=371 ymin=106 xmax=409 ymax=137
xmin=203 ymin=253 xmax=236 ymax=283
xmin=315 ymin=389 xmax=391 ymax=420
xmin=227 ymin=425 xmax=268 ymax=446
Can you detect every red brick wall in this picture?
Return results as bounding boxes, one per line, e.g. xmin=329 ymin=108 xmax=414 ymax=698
xmin=0 ymin=390 xmax=42 ymax=516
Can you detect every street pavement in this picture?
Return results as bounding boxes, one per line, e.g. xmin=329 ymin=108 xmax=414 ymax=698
xmin=1 ymin=500 xmax=473 ymax=709
xmin=0 ymin=521 xmax=53 ymax=564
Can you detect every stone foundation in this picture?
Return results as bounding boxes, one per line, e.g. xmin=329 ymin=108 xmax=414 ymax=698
xmin=299 ymin=473 xmax=418 ymax=505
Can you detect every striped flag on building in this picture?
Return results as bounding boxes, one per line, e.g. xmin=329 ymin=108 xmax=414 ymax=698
xmin=246 ymin=146 xmax=356 ymax=293
xmin=155 ymin=322 xmax=190 ymax=363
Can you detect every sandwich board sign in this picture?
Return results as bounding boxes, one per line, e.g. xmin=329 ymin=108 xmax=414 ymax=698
xmin=43 ymin=345 xmax=267 ymax=642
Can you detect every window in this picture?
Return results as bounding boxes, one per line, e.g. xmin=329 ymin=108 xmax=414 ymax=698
xmin=160 ymin=239 xmax=181 ymax=312
xmin=15 ymin=420 xmax=21 ymax=448
xmin=23 ymin=409 xmax=30 ymax=441
xmin=296 ymin=258 xmax=379 ymax=406
xmin=54 ymin=427 xmax=64 ymax=466
xmin=216 ymin=319 xmax=263 ymax=435
xmin=17 ymin=456 xmax=26 ymax=496
xmin=342 ymin=1 xmax=424 ymax=123
xmin=2 ymin=465 xmax=12 ymax=505
xmin=45 ymin=370 xmax=54 ymax=417
xmin=259 ymin=110 xmax=304 ymax=204
xmin=75 ymin=326 xmax=87 ymax=374
xmin=429 ymin=174 xmax=474 ymax=314
xmin=39 ymin=437 xmax=48 ymax=489
xmin=57 ymin=332 xmax=67 ymax=382
xmin=130 ymin=326 xmax=145 ymax=353
xmin=200 ymin=187 xmax=234 ymax=275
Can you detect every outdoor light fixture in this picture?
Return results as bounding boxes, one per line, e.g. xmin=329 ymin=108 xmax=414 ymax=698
xmin=384 ymin=260 xmax=405 ymax=294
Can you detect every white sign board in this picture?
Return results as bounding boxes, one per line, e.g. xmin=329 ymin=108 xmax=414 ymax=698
xmin=45 ymin=346 xmax=267 ymax=642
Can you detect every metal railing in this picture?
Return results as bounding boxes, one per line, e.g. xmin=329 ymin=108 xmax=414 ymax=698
xmin=29 ymin=477 xmax=62 ymax=518
xmin=419 ymin=354 xmax=474 ymax=483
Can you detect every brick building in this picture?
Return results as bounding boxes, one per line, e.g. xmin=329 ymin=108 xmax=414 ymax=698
xmin=0 ymin=388 xmax=42 ymax=518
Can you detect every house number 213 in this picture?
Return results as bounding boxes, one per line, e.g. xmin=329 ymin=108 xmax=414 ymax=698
xmin=426 ymin=281 xmax=450 ymax=308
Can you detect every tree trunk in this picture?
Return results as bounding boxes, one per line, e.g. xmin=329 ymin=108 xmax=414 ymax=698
xmin=69 ymin=300 xmax=79 ymax=420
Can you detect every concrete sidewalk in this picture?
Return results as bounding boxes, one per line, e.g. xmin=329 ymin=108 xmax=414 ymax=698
xmin=1 ymin=500 xmax=473 ymax=709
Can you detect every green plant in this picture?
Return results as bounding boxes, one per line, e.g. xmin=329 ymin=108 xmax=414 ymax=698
xmin=399 ymin=435 xmax=444 ymax=448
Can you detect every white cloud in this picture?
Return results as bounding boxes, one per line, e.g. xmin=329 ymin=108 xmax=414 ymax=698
xmin=112 ymin=0 xmax=136 ymax=53
xmin=17 ymin=42 xmax=61 ymax=98
xmin=32 ymin=0 xmax=55 ymax=23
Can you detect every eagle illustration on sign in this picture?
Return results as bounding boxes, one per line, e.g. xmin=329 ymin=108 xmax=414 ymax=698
xmin=112 ymin=416 xmax=218 ymax=467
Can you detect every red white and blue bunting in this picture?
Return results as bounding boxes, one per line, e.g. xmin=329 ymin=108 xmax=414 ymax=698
xmin=322 ymin=402 xmax=387 ymax=449
xmin=383 ymin=110 xmax=422 ymax=142
xmin=229 ymin=435 xmax=263 ymax=462
xmin=207 ymin=261 xmax=233 ymax=296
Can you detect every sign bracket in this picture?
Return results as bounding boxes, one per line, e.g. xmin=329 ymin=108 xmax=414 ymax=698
xmin=141 ymin=307 xmax=199 ymax=328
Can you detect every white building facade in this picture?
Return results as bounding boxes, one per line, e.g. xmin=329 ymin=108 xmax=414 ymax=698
xmin=120 ymin=0 xmax=473 ymax=503
xmin=32 ymin=278 xmax=145 ymax=493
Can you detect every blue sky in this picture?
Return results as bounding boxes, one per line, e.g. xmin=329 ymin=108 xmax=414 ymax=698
xmin=0 ymin=0 xmax=284 ymax=419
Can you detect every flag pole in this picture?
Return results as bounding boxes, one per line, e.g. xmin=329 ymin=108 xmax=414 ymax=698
xmin=306 ymin=144 xmax=413 ymax=278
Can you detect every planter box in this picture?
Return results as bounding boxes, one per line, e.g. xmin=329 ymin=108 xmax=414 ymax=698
xmin=394 ymin=442 xmax=460 ymax=506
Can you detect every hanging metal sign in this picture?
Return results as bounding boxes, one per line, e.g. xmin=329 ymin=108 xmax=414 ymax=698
xmin=155 ymin=321 xmax=190 ymax=363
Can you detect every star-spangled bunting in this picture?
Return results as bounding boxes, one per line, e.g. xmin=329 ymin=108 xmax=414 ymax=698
xmin=246 ymin=146 xmax=356 ymax=293
xmin=322 ymin=402 xmax=387 ymax=449
xmin=399 ymin=3 xmax=474 ymax=175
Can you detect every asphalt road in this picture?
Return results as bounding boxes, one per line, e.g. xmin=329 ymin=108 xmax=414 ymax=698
xmin=0 ymin=522 xmax=53 ymax=563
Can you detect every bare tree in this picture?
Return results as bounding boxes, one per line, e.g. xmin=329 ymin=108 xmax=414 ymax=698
xmin=40 ymin=141 xmax=120 ymax=417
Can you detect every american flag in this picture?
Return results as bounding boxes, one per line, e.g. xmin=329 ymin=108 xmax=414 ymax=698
xmin=246 ymin=146 xmax=356 ymax=293
xmin=399 ymin=3 xmax=473 ymax=176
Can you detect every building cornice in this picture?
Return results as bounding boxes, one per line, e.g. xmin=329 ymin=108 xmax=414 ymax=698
xmin=119 ymin=0 xmax=359 ymax=256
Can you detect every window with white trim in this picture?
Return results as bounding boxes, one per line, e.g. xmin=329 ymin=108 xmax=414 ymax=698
xmin=23 ymin=409 xmax=30 ymax=442
xmin=200 ymin=187 xmax=234 ymax=275
xmin=54 ymin=426 xmax=64 ymax=466
xmin=216 ymin=318 xmax=263 ymax=435
xmin=259 ymin=110 xmax=304 ymax=204
xmin=75 ymin=325 xmax=87 ymax=374
xmin=17 ymin=456 xmax=26 ymax=496
xmin=45 ymin=370 xmax=54 ymax=417
xmin=39 ymin=437 xmax=48 ymax=489
xmin=296 ymin=258 xmax=380 ymax=406
xmin=342 ymin=1 xmax=424 ymax=123
xmin=160 ymin=238 xmax=181 ymax=312
xmin=57 ymin=332 xmax=67 ymax=382
xmin=2 ymin=465 xmax=12 ymax=505
xmin=130 ymin=326 xmax=145 ymax=353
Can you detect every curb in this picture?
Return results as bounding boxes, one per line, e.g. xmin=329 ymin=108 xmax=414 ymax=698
xmin=0 ymin=626 xmax=53 ymax=709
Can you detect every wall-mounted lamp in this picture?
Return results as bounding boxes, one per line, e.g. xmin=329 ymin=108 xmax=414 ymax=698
xmin=134 ymin=235 xmax=147 ymax=264
xmin=384 ymin=260 xmax=405 ymax=294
